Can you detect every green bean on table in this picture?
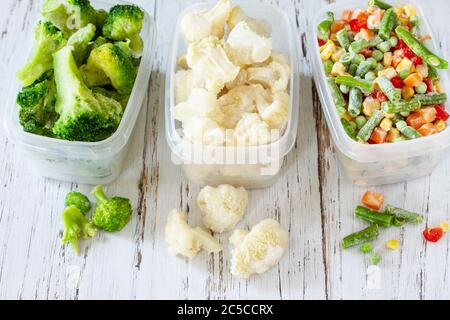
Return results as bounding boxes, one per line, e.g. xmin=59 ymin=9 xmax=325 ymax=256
xmin=342 ymin=224 xmax=379 ymax=249
xmin=357 ymin=109 xmax=384 ymax=142
xmin=384 ymin=205 xmax=424 ymax=225
xmin=382 ymin=98 xmax=421 ymax=114
xmin=355 ymin=206 xmax=394 ymax=227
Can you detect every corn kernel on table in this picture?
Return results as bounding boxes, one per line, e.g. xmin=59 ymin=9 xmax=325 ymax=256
xmin=1 ymin=0 xmax=449 ymax=300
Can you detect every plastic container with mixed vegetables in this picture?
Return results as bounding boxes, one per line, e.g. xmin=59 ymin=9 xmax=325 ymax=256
xmin=317 ymin=0 xmax=449 ymax=144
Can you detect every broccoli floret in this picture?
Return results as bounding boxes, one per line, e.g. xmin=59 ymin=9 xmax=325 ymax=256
xmin=67 ymin=23 xmax=96 ymax=64
xmin=66 ymin=0 xmax=97 ymax=31
xmin=65 ymin=191 xmax=91 ymax=215
xmin=84 ymin=42 xmax=137 ymax=94
xmin=42 ymin=0 xmax=71 ymax=35
xmin=61 ymin=205 xmax=97 ymax=254
xmin=16 ymin=21 xmax=67 ymax=86
xmin=91 ymin=185 xmax=132 ymax=232
xmin=16 ymin=72 xmax=58 ymax=136
xmin=80 ymin=63 xmax=111 ymax=87
xmin=52 ymin=46 xmax=124 ymax=142
xmin=95 ymin=9 xmax=108 ymax=30
xmin=92 ymin=87 xmax=129 ymax=108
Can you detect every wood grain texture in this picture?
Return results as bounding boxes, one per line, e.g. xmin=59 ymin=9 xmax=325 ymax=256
xmin=0 ymin=0 xmax=449 ymax=300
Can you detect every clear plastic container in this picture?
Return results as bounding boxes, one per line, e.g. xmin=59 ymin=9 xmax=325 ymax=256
xmin=165 ymin=1 xmax=299 ymax=189
xmin=307 ymin=0 xmax=450 ymax=185
xmin=4 ymin=0 xmax=156 ymax=185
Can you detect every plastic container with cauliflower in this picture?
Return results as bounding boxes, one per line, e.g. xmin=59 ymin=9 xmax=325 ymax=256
xmin=165 ymin=1 xmax=299 ymax=189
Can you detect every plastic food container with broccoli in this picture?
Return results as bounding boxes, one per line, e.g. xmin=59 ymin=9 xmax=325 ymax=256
xmin=4 ymin=0 xmax=156 ymax=184
xmin=165 ymin=0 xmax=299 ymax=189
xmin=308 ymin=0 xmax=450 ymax=185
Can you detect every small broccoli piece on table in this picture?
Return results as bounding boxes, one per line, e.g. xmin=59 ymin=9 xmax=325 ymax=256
xmin=42 ymin=0 xmax=71 ymax=35
xmin=65 ymin=191 xmax=91 ymax=215
xmin=16 ymin=21 xmax=67 ymax=86
xmin=102 ymin=5 xmax=144 ymax=57
xmin=67 ymin=23 xmax=96 ymax=64
xmin=61 ymin=205 xmax=97 ymax=254
xmin=16 ymin=72 xmax=58 ymax=136
xmin=91 ymin=185 xmax=132 ymax=232
xmin=52 ymin=46 xmax=123 ymax=142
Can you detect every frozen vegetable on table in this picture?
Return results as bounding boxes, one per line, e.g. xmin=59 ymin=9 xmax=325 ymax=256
xmin=317 ymin=0 xmax=449 ymax=144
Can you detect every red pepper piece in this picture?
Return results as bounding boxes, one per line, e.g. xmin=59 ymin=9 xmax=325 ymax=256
xmin=423 ymin=78 xmax=434 ymax=93
xmin=423 ymin=227 xmax=444 ymax=243
xmin=318 ymin=38 xmax=326 ymax=46
xmin=360 ymin=48 xmax=373 ymax=58
xmin=411 ymin=56 xmax=423 ymax=65
xmin=435 ymin=105 xmax=450 ymax=121
xmin=376 ymin=90 xmax=388 ymax=103
xmin=391 ymin=77 xmax=404 ymax=89
xmin=349 ymin=19 xmax=367 ymax=32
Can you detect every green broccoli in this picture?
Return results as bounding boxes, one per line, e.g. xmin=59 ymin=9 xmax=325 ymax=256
xmin=16 ymin=72 xmax=58 ymax=136
xmin=84 ymin=42 xmax=137 ymax=94
xmin=61 ymin=205 xmax=97 ymax=254
xmin=66 ymin=0 xmax=97 ymax=31
xmin=91 ymin=185 xmax=132 ymax=232
xmin=95 ymin=9 xmax=108 ymax=30
xmin=79 ymin=63 xmax=111 ymax=87
xmin=67 ymin=23 xmax=96 ymax=64
xmin=16 ymin=21 xmax=67 ymax=86
xmin=52 ymin=46 xmax=124 ymax=142
xmin=42 ymin=0 xmax=71 ymax=35
xmin=92 ymin=87 xmax=129 ymax=108
xmin=65 ymin=191 xmax=91 ymax=215
xmin=102 ymin=5 xmax=144 ymax=57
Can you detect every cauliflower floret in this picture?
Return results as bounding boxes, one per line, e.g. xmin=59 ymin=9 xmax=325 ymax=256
xmin=230 ymin=219 xmax=288 ymax=278
xmin=172 ymin=88 xmax=224 ymax=124
xmin=180 ymin=0 xmax=231 ymax=43
xmin=187 ymin=36 xmax=240 ymax=94
xmin=225 ymin=68 xmax=248 ymax=90
xmin=247 ymin=52 xmax=290 ymax=93
xmin=165 ymin=210 xmax=223 ymax=259
xmin=257 ymin=92 xmax=290 ymax=129
xmin=174 ymin=70 xmax=205 ymax=104
xmin=227 ymin=6 xmax=271 ymax=37
xmin=218 ymin=84 xmax=272 ymax=128
xmin=197 ymin=184 xmax=248 ymax=233
xmin=226 ymin=21 xmax=272 ymax=66
xmin=183 ymin=117 xmax=230 ymax=146
xmin=233 ymin=113 xmax=275 ymax=146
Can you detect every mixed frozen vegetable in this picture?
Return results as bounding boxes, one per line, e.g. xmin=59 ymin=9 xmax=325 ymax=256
xmin=318 ymin=0 xmax=449 ymax=144
xmin=16 ymin=0 xmax=144 ymax=142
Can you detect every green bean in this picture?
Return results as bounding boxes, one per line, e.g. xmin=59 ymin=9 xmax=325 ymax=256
xmin=369 ymin=35 xmax=383 ymax=48
xmin=365 ymin=71 xmax=376 ymax=81
xmin=396 ymin=120 xmax=422 ymax=139
xmin=355 ymin=115 xmax=367 ymax=129
xmin=348 ymin=63 xmax=358 ymax=76
xmin=340 ymin=52 xmax=354 ymax=66
xmin=356 ymin=59 xmax=376 ymax=78
xmin=415 ymin=93 xmax=447 ymax=105
xmin=382 ymin=99 xmax=421 ymax=113
xmin=352 ymin=53 xmax=365 ymax=65
xmin=428 ymin=64 xmax=440 ymax=80
xmin=396 ymin=26 xmax=449 ymax=69
xmin=341 ymin=118 xmax=357 ymax=139
xmin=374 ymin=63 xmax=384 ymax=73
xmin=355 ymin=206 xmax=394 ymax=227
xmin=368 ymin=0 xmax=392 ymax=10
xmin=372 ymin=50 xmax=383 ymax=62
xmin=376 ymin=76 xmax=401 ymax=102
xmin=348 ymin=88 xmax=363 ymax=117
xmin=337 ymin=29 xmax=350 ymax=50
xmin=336 ymin=75 xmax=373 ymax=93
xmin=350 ymin=39 xmax=369 ymax=54
xmin=384 ymin=205 xmax=424 ymax=225
xmin=323 ymin=60 xmax=333 ymax=74
xmin=337 ymin=106 xmax=347 ymax=117
xmin=376 ymin=40 xmax=391 ymax=53
xmin=357 ymin=110 xmax=384 ymax=142
xmin=342 ymin=224 xmax=380 ymax=249
xmin=379 ymin=8 xmax=397 ymax=40
xmin=327 ymin=78 xmax=347 ymax=109
xmin=318 ymin=11 xmax=334 ymax=39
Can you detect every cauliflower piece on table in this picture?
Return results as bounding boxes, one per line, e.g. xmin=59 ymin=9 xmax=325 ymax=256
xmin=233 ymin=113 xmax=275 ymax=146
xmin=187 ymin=36 xmax=240 ymax=94
xmin=230 ymin=219 xmax=288 ymax=278
xmin=174 ymin=70 xmax=205 ymax=104
xmin=165 ymin=210 xmax=222 ymax=259
xmin=247 ymin=52 xmax=290 ymax=93
xmin=258 ymin=92 xmax=290 ymax=129
xmin=197 ymin=184 xmax=248 ymax=233
xmin=218 ymin=84 xmax=272 ymax=128
xmin=226 ymin=21 xmax=272 ymax=66
xmin=182 ymin=117 xmax=230 ymax=146
xmin=227 ymin=6 xmax=272 ymax=37
xmin=180 ymin=0 xmax=231 ymax=43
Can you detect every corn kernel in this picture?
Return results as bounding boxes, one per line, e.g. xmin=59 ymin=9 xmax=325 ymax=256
xmin=396 ymin=58 xmax=413 ymax=73
xmin=320 ymin=40 xmax=333 ymax=52
xmin=435 ymin=119 xmax=447 ymax=132
xmin=394 ymin=6 xmax=404 ymax=17
xmin=402 ymin=86 xmax=415 ymax=100
xmin=404 ymin=72 xmax=423 ymax=87
xmin=440 ymin=221 xmax=450 ymax=232
xmin=321 ymin=42 xmax=336 ymax=60
xmin=386 ymin=239 xmax=399 ymax=250
xmin=383 ymin=52 xmax=393 ymax=67
xmin=380 ymin=118 xmax=393 ymax=131
xmin=435 ymin=80 xmax=443 ymax=94
xmin=387 ymin=128 xmax=401 ymax=142
xmin=331 ymin=61 xmax=346 ymax=76
xmin=330 ymin=33 xmax=338 ymax=42
xmin=385 ymin=113 xmax=396 ymax=119
xmin=332 ymin=47 xmax=346 ymax=62
xmin=343 ymin=112 xmax=353 ymax=122
xmin=404 ymin=4 xmax=417 ymax=18
xmin=415 ymin=64 xmax=429 ymax=78
xmin=378 ymin=67 xmax=398 ymax=80
xmin=363 ymin=97 xmax=381 ymax=116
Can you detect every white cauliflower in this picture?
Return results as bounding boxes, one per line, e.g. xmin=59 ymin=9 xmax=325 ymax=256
xmin=247 ymin=52 xmax=290 ymax=93
xmin=182 ymin=117 xmax=230 ymax=146
xmin=197 ymin=184 xmax=248 ymax=233
xmin=180 ymin=0 xmax=231 ymax=43
xmin=172 ymin=88 xmax=224 ymax=124
xmin=227 ymin=21 xmax=272 ymax=66
xmin=257 ymin=92 xmax=290 ymax=129
xmin=225 ymin=68 xmax=248 ymax=90
xmin=165 ymin=210 xmax=223 ymax=259
xmin=230 ymin=219 xmax=288 ymax=278
xmin=174 ymin=70 xmax=205 ymax=104
xmin=218 ymin=84 xmax=272 ymax=128
xmin=233 ymin=113 xmax=274 ymax=146
xmin=187 ymin=36 xmax=240 ymax=94
xmin=227 ymin=5 xmax=272 ymax=37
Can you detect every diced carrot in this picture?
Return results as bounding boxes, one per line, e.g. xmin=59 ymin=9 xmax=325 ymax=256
xmin=418 ymin=123 xmax=439 ymax=136
xmin=341 ymin=10 xmax=353 ymax=21
xmin=369 ymin=127 xmax=388 ymax=144
xmin=418 ymin=107 xmax=437 ymax=123
xmin=354 ymin=10 xmax=369 ymax=22
xmin=403 ymin=72 xmax=423 ymax=87
xmin=331 ymin=20 xmax=347 ymax=33
xmin=406 ymin=113 xmax=426 ymax=130
xmin=358 ymin=28 xmax=375 ymax=41
xmin=362 ymin=191 xmax=384 ymax=210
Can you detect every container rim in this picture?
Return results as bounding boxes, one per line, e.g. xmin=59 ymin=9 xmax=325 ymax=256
xmin=165 ymin=1 xmax=300 ymax=163
xmin=307 ymin=0 xmax=450 ymax=163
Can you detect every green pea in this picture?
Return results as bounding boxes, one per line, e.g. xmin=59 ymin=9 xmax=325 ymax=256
xmin=360 ymin=243 xmax=373 ymax=254
xmin=388 ymin=36 xmax=398 ymax=48
xmin=324 ymin=60 xmax=334 ymax=74
xmin=340 ymin=84 xmax=350 ymax=94
xmin=337 ymin=106 xmax=347 ymax=117
xmin=365 ymin=71 xmax=376 ymax=81
xmin=355 ymin=115 xmax=368 ymax=129
xmin=398 ymin=69 xmax=410 ymax=79
xmin=415 ymin=82 xmax=427 ymax=94
xmin=400 ymin=111 xmax=410 ymax=117
xmin=377 ymin=40 xmax=391 ymax=53
xmin=370 ymin=252 xmax=382 ymax=265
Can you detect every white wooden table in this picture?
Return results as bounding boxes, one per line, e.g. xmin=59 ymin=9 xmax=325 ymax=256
xmin=1 ymin=0 xmax=449 ymax=300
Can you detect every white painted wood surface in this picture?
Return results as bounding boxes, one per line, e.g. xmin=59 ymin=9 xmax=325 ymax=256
xmin=0 ymin=0 xmax=449 ymax=300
